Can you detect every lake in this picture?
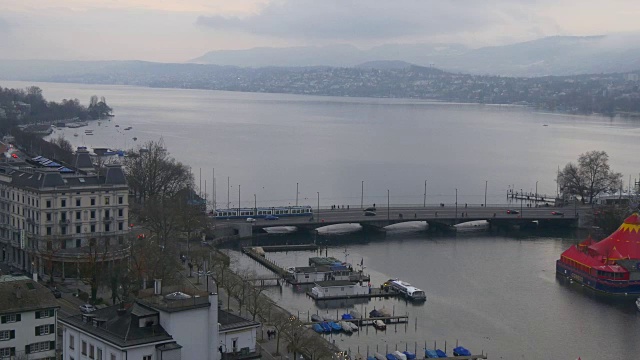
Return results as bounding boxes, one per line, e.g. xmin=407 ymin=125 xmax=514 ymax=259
xmin=2 ymin=80 xmax=639 ymax=359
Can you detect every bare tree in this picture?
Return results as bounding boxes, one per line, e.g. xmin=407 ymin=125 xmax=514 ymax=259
xmin=559 ymin=150 xmax=623 ymax=204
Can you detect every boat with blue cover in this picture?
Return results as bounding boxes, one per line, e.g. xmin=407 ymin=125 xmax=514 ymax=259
xmin=312 ymin=323 xmax=323 ymax=333
xmin=402 ymin=351 xmax=416 ymax=360
xmin=329 ymin=321 xmax=341 ymax=331
xmin=435 ymin=349 xmax=447 ymax=358
xmin=311 ymin=314 xmax=323 ymax=322
xmin=321 ymin=322 xmax=331 ymax=333
xmin=453 ymin=346 xmax=471 ymax=356
xmin=385 ymin=354 xmax=395 ymax=360
xmin=425 ymin=350 xmax=438 ymax=358
xmin=341 ymin=313 xmax=353 ymax=320
xmin=367 ymin=357 xmax=376 ymax=360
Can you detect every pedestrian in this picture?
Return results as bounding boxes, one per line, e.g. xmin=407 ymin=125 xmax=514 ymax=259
xmin=347 ymin=205 xmax=349 ymax=210
xmin=414 ymin=213 xmax=417 ymax=218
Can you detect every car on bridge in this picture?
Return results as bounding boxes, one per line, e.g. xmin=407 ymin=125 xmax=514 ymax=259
xmin=364 ymin=211 xmax=376 ymax=216
xmin=246 ymin=217 xmax=256 ymax=223
xmin=551 ymin=211 xmax=564 ymax=216
xmin=506 ymin=209 xmax=520 ymax=214
xmin=365 ymin=207 xmax=376 ymax=212
xmin=265 ymin=215 xmax=279 ymax=220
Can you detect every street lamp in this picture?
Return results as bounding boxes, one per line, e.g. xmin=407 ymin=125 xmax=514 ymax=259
xmin=387 ymin=189 xmax=390 ymax=221
xmin=296 ymin=182 xmax=299 ymax=206
xmin=317 ymin=192 xmax=320 ymax=223
xmin=361 ymin=180 xmax=364 ymax=209
xmin=520 ymin=188 xmax=523 ymax=215
xmin=535 ymin=180 xmax=538 ymax=202
xmin=424 ymin=180 xmax=427 ymax=207
xmin=455 ymin=188 xmax=458 ymax=220
xmin=484 ymin=180 xmax=488 ymax=208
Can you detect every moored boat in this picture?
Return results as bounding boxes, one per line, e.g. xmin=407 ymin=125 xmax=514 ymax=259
xmin=311 ymin=314 xmax=323 ymax=322
xmin=384 ymin=279 xmax=427 ymax=301
xmin=338 ymin=321 xmax=352 ymax=333
xmin=402 ymin=351 xmax=416 ymax=360
xmin=385 ymin=354 xmax=395 ymax=360
xmin=373 ymin=320 xmax=386 ymax=330
xmin=348 ymin=322 xmax=359 ymax=332
xmin=636 ymin=297 xmax=640 ymax=311
xmin=329 ymin=321 xmax=341 ymax=331
xmin=349 ymin=310 xmax=361 ymax=319
xmin=320 ymin=322 xmax=331 ymax=333
xmin=312 ymin=323 xmax=323 ymax=333
xmin=392 ymin=351 xmax=407 ymax=360
xmin=435 ymin=349 xmax=447 ymax=358
xmin=425 ymin=349 xmax=439 ymax=358
xmin=453 ymin=346 xmax=471 ymax=356
xmin=374 ymin=353 xmax=386 ymax=360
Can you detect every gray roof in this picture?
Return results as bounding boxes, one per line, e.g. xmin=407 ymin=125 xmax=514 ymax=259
xmin=104 ymin=165 xmax=127 ymax=185
xmin=73 ymin=151 xmax=94 ymax=170
xmin=0 ymin=277 xmax=59 ymax=315
xmin=218 ymin=309 xmax=260 ymax=332
xmin=294 ymin=266 xmax=332 ymax=273
xmin=59 ymin=301 xmax=174 ymax=348
xmin=0 ymin=163 xmax=127 ymax=190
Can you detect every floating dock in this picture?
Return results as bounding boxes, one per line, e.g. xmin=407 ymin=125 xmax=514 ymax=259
xmin=260 ymin=244 xmax=319 ymax=252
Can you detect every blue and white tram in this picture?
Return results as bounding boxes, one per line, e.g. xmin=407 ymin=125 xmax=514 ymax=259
xmin=212 ymin=205 xmax=313 ymax=219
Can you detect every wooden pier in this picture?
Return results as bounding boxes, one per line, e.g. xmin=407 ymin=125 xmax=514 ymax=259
xmin=241 ymin=247 xmax=288 ymax=277
xmin=260 ymin=244 xmax=319 ymax=252
xmin=306 ymin=288 xmax=399 ymax=301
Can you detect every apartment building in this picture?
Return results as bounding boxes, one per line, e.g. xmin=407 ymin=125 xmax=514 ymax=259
xmin=0 ymin=275 xmax=59 ymax=359
xmin=0 ymin=149 xmax=129 ymax=280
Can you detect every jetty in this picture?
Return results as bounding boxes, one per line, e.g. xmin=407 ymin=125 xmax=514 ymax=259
xmin=260 ymin=244 xmax=319 ymax=252
xmin=306 ymin=287 xmax=399 ymax=301
xmin=241 ymin=247 xmax=288 ymax=277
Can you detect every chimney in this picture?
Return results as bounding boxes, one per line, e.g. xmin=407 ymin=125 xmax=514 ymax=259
xmin=154 ymin=279 xmax=162 ymax=295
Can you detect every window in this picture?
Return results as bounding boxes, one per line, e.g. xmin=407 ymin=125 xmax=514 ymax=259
xmin=46 ymin=200 xmax=51 ymax=208
xmin=69 ymin=334 xmax=74 ymax=350
xmin=0 ymin=330 xmax=14 ymax=341
xmin=82 ymin=341 xmax=87 ymax=355
xmin=143 ymin=356 xmax=152 ymax=360
xmin=104 ymin=224 xmax=110 ymax=232
xmin=111 ymin=354 xmax=116 ymax=360
xmin=76 ymin=225 xmax=81 ymax=234
xmin=97 ymin=348 xmax=102 ymax=360
xmin=104 ymin=197 xmax=110 ymax=205
xmin=29 ymin=341 xmax=51 ymax=353
xmin=76 ymin=198 xmax=81 ymax=206
xmin=76 ymin=211 xmax=81 ymax=220
xmin=118 ymin=222 xmax=123 ymax=231
xmin=35 ymin=309 xmax=54 ymax=319
xmin=0 ymin=314 xmax=20 ymax=323
xmin=90 ymin=198 xmax=95 ymax=206
xmin=46 ymin=213 xmax=52 ymax=221
xmin=118 ymin=196 xmax=123 ymax=204
xmin=0 ymin=348 xmax=15 ymax=357
xmin=35 ymin=324 xmax=54 ymax=336
xmin=90 ymin=210 xmax=96 ymax=219
xmin=105 ymin=210 xmax=110 ymax=218
xmin=61 ymin=199 xmax=66 ymax=208
xmin=61 ymin=226 xmax=67 ymax=235
xmin=90 ymin=344 xmax=94 ymax=359
xmin=46 ymin=227 xmax=52 ymax=235
xmin=118 ymin=209 xmax=123 ymax=217
xmin=90 ymin=225 xmax=95 ymax=233
xmin=76 ymin=239 xmax=81 ymax=248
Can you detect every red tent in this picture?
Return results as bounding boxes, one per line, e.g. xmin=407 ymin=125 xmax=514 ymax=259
xmin=588 ymin=213 xmax=640 ymax=260
xmin=560 ymin=245 xmax=604 ymax=268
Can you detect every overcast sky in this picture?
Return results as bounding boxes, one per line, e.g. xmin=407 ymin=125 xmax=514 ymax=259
xmin=1 ymin=0 xmax=640 ymax=62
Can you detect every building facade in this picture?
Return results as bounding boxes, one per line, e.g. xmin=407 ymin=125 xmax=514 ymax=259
xmin=0 ymin=149 xmax=129 ymax=280
xmin=0 ymin=275 xmax=59 ymax=359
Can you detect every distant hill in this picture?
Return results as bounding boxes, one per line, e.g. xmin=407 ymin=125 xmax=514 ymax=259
xmin=190 ymin=35 xmax=640 ymax=76
xmin=355 ymin=60 xmax=414 ymax=69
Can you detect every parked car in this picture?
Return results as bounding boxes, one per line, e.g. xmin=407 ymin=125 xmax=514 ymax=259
xmin=79 ymin=304 xmax=97 ymax=313
xmin=506 ymin=209 xmax=519 ymax=214
xmin=364 ymin=211 xmax=376 ymax=216
xmin=551 ymin=211 xmax=564 ymax=216
xmin=50 ymin=288 xmax=62 ymax=298
xmin=265 ymin=215 xmax=279 ymax=220
xmin=246 ymin=217 xmax=256 ymax=223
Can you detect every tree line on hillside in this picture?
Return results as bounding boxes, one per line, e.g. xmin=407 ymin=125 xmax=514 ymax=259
xmin=0 ymin=86 xmax=113 ymax=131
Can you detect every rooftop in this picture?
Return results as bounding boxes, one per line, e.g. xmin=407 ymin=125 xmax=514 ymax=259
xmin=314 ymin=280 xmax=359 ymax=287
xmin=218 ymin=309 xmax=260 ymax=332
xmin=0 ymin=276 xmax=59 ymax=315
xmin=59 ymin=302 xmax=174 ymax=348
xmin=137 ymin=285 xmax=211 ymax=313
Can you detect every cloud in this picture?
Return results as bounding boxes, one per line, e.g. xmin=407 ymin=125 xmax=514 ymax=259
xmin=196 ymin=0 xmax=543 ymax=41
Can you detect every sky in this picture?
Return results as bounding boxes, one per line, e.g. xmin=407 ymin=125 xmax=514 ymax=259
xmin=1 ymin=0 xmax=640 ymax=62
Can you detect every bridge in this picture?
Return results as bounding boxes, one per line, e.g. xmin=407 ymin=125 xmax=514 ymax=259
xmin=215 ymin=205 xmax=580 ymax=233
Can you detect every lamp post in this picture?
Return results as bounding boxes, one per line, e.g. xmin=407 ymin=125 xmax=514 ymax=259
xmin=484 ymin=180 xmax=488 ymax=207
xmin=424 ymin=180 xmax=427 ymax=207
xmin=535 ymin=180 xmax=538 ymax=202
xmin=455 ymin=188 xmax=458 ymax=220
xmin=361 ymin=181 xmax=364 ymax=209
xmin=254 ymin=194 xmax=257 ymax=214
xmin=296 ymin=182 xmax=299 ymax=206
xmin=238 ymin=185 xmax=241 ymax=213
xmin=317 ymin=192 xmax=320 ymax=223
xmin=387 ymin=189 xmax=390 ymax=221
xmin=227 ymin=176 xmax=230 ymax=209
xmin=520 ymin=188 xmax=523 ymax=215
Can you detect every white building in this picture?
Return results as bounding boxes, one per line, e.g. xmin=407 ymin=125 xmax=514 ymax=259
xmin=0 ymin=275 xmax=59 ymax=359
xmin=0 ymin=149 xmax=130 ymax=280
xmin=59 ymin=282 xmax=261 ymax=360
xmin=311 ymin=280 xmax=369 ymax=299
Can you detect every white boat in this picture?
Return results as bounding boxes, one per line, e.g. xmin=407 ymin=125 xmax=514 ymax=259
xmin=636 ymin=297 xmax=640 ymax=311
xmin=338 ymin=321 xmax=352 ymax=334
xmin=263 ymin=226 xmax=297 ymax=234
xmin=454 ymin=220 xmax=489 ymax=232
xmin=347 ymin=321 xmax=359 ymax=332
xmin=384 ymin=221 xmax=428 ymax=232
xmin=392 ymin=351 xmax=407 ymax=360
xmin=315 ymin=223 xmax=362 ymax=235
xmin=385 ymin=279 xmax=426 ymax=301
xmin=373 ymin=320 xmax=386 ymax=330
